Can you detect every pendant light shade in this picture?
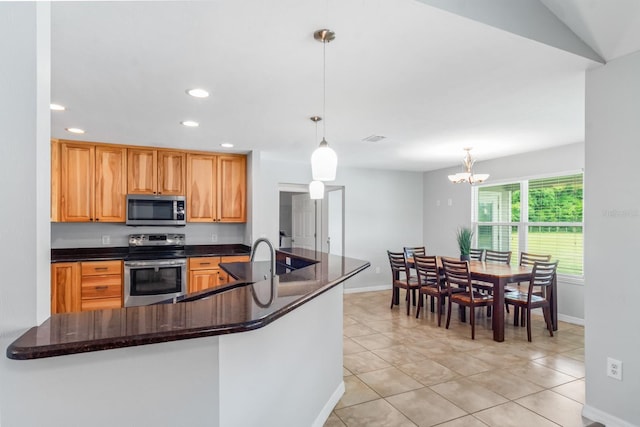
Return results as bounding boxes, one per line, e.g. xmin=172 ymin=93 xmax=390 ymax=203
xmin=309 ymin=180 xmax=325 ymax=199
xmin=311 ymin=138 xmax=337 ymax=181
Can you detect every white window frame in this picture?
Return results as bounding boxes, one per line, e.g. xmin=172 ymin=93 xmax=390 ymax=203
xmin=472 ymin=171 xmax=584 ymax=284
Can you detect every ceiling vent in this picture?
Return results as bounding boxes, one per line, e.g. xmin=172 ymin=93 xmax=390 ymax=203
xmin=362 ymin=134 xmax=386 ymax=143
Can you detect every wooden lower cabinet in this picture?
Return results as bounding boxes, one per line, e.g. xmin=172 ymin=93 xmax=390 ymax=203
xmin=187 ymin=255 xmax=249 ymax=293
xmin=51 ymin=260 xmax=123 ymax=314
xmin=51 ymin=262 xmax=82 ymax=314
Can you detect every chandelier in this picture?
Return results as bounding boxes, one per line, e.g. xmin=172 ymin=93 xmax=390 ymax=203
xmin=310 ymin=29 xmax=337 ymax=182
xmin=448 ymin=148 xmax=490 ymax=185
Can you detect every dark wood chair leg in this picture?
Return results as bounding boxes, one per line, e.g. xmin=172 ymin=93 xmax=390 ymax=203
xmin=416 ymin=293 xmax=422 ymax=318
xmin=543 ymin=306 xmax=554 ymax=337
xmin=526 ymin=308 xmax=532 ymax=342
xmin=430 ymin=296 xmax=435 ymax=312
xmin=436 ymin=296 xmax=443 ymax=327
xmin=445 ymin=300 xmax=453 ymax=329
xmin=470 ymin=306 xmax=476 ymax=340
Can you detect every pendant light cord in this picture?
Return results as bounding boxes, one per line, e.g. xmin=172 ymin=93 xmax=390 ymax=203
xmin=322 ymin=38 xmax=327 ymax=140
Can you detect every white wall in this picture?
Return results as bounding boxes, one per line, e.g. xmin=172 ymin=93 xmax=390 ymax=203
xmin=0 ymin=3 xmax=51 ymax=424
xmin=423 ymin=143 xmax=585 ymax=321
xmin=252 ymin=156 xmax=424 ymax=290
xmin=583 ymin=50 xmax=640 ymax=427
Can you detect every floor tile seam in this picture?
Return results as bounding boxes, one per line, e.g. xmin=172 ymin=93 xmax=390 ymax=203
xmin=463 ymin=375 xmax=547 ymax=401
xmin=529 ymin=359 xmax=583 ymax=379
xmin=508 ymin=399 xmax=565 ymax=426
xmin=431 ymin=414 xmax=488 ymax=426
xmin=381 ymin=389 xmax=470 ymax=426
xmin=335 ymin=394 xmax=382 ymax=410
xmin=547 ymin=387 xmax=586 ymax=406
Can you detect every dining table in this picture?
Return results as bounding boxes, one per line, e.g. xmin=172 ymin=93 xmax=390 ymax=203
xmin=399 ymin=257 xmax=558 ymax=342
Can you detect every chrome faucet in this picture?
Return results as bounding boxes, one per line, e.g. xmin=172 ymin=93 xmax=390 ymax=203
xmin=250 ymin=237 xmax=276 ymax=284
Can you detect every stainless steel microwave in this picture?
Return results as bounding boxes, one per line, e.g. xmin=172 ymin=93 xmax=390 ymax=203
xmin=126 ymin=195 xmax=186 ymax=226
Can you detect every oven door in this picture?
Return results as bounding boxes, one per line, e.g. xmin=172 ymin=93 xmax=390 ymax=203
xmin=124 ymin=258 xmax=187 ymax=307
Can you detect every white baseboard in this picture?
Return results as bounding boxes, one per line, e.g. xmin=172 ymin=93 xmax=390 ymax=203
xmin=583 ymin=404 xmax=637 ymax=427
xmin=312 ymin=381 xmax=345 ymax=427
xmin=343 ymin=284 xmax=390 ymax=294
xmin=557 ymin=313 xmax=585 ymax=326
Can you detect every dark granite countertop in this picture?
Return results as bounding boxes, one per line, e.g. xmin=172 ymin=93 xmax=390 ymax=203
xmin=7 ymin=248 xmax=369 ymax=360
xmin=50 ymin=244 xmax=251 ymax=262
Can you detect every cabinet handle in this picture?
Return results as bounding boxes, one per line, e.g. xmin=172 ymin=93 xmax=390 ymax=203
xmin=94 ymin=267 xmax=109 ymax=271
xmin=95 ymin=286 xmax=108 ymax=291
xmin=95 ymin=218 xmax=100 ymax=221
xmin=199 ymin=262 xmax=211 ymax=266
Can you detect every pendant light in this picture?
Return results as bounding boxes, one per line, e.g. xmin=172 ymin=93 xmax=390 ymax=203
xmin=311 ymin=29 xmax=337 ymax=181
xmin=309 ymin=116 xmax=325 ymax=199
xmin=309 ymin=180 xmax=325 ymax=199
xmin=448 ymin=148 xmax=490 ymax=185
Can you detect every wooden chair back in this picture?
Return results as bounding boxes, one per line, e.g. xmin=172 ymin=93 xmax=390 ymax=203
xmin=520 ymin=252 xmax=552 ymax=267
xmin=387 ymin=251 xmax=410 ymax=281
xmin=469 ymin=248 xmax=484 ymax=261
xmin=413 ymin=255 xmax=439 ymax=288
xmin=441 ymin=257 xmax=475 ymax=298
xmin=485 ymin=249 xmax=511 ymax=264
xmin=526 ymin=261 xmax=558 ymax=303
xmin=404 ymin=246 xmax=426 ymax=260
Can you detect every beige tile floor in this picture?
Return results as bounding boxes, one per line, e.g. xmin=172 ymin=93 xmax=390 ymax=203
xmin=325 ymin=291 xmax=589 ymax=427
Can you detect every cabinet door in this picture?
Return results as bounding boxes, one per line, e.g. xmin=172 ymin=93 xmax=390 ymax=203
xmin=218 ymin=155 xmax=246 ymax=223
xmin=157 ymin=150 xmax=185 ymax=195
xmin=60 ymin=143 xmax=94 ymax=222
xmin=189 ymin=269 xmax=220 ymax=293
xmin=127 ymin=148 xmax=157 ymax=194
xmin=51 ymin=263 xmax=81 ymax=314
xmin=187 ymin=154 xmax=217 ymax=222
xmin=95 ymin=146 xmax=126 ymax=222
xmin=51 ymin=140 xmax=61 ymax=221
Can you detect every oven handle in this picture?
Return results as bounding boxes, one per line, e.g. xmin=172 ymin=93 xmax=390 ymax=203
xmin=124 ymin=259 xmax=187 ymax=268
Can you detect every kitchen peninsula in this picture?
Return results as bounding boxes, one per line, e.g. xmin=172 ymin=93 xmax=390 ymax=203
xmin=5 ymin=248 xmax=369 ymax=427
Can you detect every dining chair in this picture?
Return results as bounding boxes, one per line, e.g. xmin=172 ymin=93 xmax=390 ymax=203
xmin=387 ymin=250 xmax=420 ymax=315
xmin=504 ymin=261 xmax=558 ymax=342
xmin=442 ymin=257 xmax=493 ymax=339
xmin=472 ymin=249 xmax=511 ymax=316
xmin=469 ymin=248 xmax=484 ymax=261
xmin=403 ymin=246 xmax=426 ymax=260
xmin=509 ymin=252 xmax=553 ymax=323
xmin=414 ymin=255 xmax=464 ymax=325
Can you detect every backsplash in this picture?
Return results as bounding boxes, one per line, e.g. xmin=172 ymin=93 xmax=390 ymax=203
xmin=51 ymin=222 xmax=247 ymax=248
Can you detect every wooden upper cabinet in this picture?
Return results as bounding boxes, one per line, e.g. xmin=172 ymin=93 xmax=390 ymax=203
xmin=187 ymin=154 xmax=217 ymax=222
xmin=127 ymin=148 xmax=156 ymax=194
xmin=157 ymin=150 xmax=185 ymax=195
xmin=186 ymin=153 xmax=246 ymax=223
xmin=218 ymin=155 xmax=247 ymax=223
xmin=59 ymin=141 xmax=126 ymax=223
xmin=60 ymin=142 xmax=94 ymax=222
xmin=128 ymin=148 xmax=185 ymax=195
xmin=94 ymin=146 xmax=127 ymax=222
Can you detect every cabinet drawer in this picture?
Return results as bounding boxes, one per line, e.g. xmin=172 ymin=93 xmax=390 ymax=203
xmin=81 ymin=297 xmax=122 ymax=311
xmin=220 ymin=255 xmax=250 ymax=263
xmin=189 ymin=257 xmax=221 ymax=270
xmin=81 ymin=276 xmax=121 ymax=299
xmin=81 ymin=261 xmax=122 ymax=276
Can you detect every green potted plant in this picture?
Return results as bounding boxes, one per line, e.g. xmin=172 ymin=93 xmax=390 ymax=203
xmin=456 ymin=227 xmax=473 ymax=261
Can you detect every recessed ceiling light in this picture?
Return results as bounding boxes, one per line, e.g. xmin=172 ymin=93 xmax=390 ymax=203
xmin=181 ymin=120 xmax=199 ymax=127
xmin=50 ymin=103 xmax=66 ymax=111
xmin=65 ymin=127 xmax=85 ymax=134
xmin=220 ymin=143 xmax=234 ymax=148
xmin=186 ymin=88 xmax=209 ymax=98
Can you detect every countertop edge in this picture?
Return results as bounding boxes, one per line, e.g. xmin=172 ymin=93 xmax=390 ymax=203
xmin=6 ymin=260 xmax=370 ymax=360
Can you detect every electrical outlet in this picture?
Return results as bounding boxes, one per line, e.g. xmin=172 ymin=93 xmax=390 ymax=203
xmin=101 ymin=235 xmax=110 ymax=245
xmin=211 ymin=233 xmax=218 ymax=243
xmin=607 ymin=357 xmax=622 ymax=380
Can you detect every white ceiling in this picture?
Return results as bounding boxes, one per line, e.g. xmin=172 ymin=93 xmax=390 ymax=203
xmin=50 ymin=0 xmax=640 ymax=172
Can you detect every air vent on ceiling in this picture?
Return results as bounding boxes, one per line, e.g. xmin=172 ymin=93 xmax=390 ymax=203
xmin=362 ymin=134 xmax=386 ymax=143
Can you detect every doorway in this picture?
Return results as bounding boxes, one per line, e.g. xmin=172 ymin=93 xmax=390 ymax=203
xmin=278 ymin=184 xmax=344 ymax=256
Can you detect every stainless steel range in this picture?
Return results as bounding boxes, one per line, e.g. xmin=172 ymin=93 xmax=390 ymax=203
xmin=124 ymin=233 xmax=187 ymax=307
